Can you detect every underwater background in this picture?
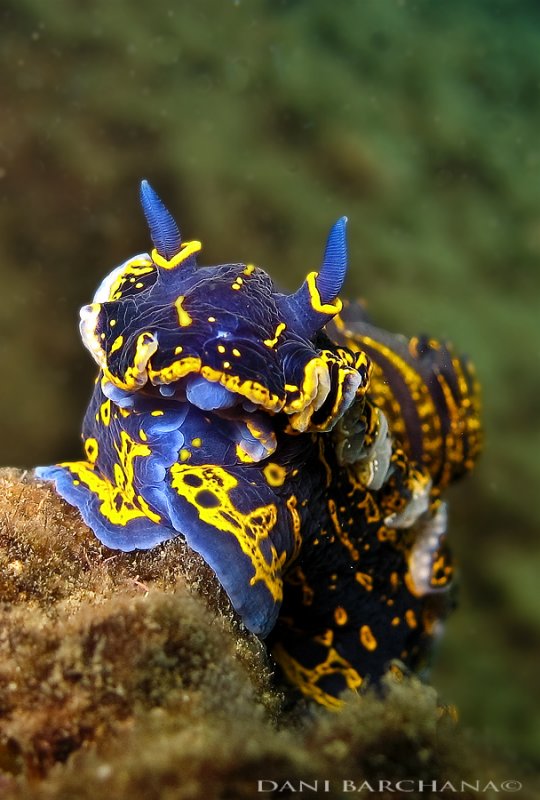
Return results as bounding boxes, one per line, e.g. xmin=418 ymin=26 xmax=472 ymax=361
xmin=0 ymin=0 xmax=538 ymax=774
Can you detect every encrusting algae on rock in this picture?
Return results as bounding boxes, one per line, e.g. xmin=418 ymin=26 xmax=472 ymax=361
xmin=0 ymin=468 xmax=275 ymax=776
xmin=3 ymin=470 xmax=534 ymax=800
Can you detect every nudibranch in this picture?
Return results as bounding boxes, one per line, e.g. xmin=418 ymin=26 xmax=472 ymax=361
xmin=36 ymin=181 xmax=482 ymax=708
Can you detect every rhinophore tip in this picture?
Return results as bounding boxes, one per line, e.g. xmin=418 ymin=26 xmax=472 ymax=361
xmin=140 ymin=179 xmax=182 ymax=260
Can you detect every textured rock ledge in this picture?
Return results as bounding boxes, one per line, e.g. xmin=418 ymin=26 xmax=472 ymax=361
xmin=0 ymin=469 xmax=534 ymax=800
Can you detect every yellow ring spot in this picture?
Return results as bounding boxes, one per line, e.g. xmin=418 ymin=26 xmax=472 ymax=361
xmin=334 ymin=606 xmax=348 ymax=626
xmin=360 ymin=625 xmax=377 ymax=651
xmin=84 ymin=437 xmax=99 ymax=464
xmin=263 ymin=462 xmax=287 ymax=487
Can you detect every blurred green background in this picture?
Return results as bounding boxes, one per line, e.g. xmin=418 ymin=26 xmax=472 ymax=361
xmin=1 ymin=0 xmax=538 ymax=770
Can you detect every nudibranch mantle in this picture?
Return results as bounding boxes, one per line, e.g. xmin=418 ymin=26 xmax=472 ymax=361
xmin=36 ymin=180 xmax=482 ymax=708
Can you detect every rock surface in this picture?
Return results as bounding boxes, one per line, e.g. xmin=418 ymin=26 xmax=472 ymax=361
xmin=1 ymin=468 xmax=537 ymax=799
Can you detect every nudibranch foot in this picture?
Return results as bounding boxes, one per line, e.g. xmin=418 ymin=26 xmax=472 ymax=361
xmin=36 ymin=383 xmax=306 ymax=637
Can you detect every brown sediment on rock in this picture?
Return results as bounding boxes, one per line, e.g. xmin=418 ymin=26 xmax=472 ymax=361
xmin=0 ymin=469 xmax=276 ymax=776
xmin=0 ymin=468 xmax=537 ymax=800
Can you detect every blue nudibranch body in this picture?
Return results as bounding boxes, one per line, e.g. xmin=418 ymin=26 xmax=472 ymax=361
xmin=36 ymin=181 xmax=482 ymax=708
